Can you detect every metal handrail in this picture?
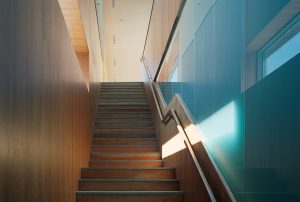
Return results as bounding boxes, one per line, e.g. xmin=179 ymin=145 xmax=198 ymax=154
xmin=93 ymin=0 xmax=104 ymax=62
xmin=141 ymin=0 xmax=187 ymax=81
xmin=142 ymin=0 xmax=155 ymax=58
xmin=141 ymin=58 xmax=217 ymax=202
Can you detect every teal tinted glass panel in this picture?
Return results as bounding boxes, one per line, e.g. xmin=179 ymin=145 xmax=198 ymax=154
xmin=156 ymin=0 xmax=300 ymax=201
xmin=158 ymin=0 xmax=246 ymax=199
xmin=265 ymin=32 xmax=300 ymax=76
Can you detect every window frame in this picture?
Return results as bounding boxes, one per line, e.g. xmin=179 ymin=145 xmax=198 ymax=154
xmin=258 ymin=14 xmax=300 ymax=79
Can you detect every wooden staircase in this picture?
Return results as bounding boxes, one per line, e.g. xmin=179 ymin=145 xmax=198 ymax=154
xmin=76 ymin=82 xmax=183 ymax=202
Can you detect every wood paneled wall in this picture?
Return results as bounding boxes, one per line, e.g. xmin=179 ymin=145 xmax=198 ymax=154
xmin=143 ymin=0 xmax=182 ymax=78
xmin=77 ymin=0 xmax=103 ymax=122
xmin=0 ymin=0 xmax=102 ymax=201
xmin=77 ymin=0 xmax=104 ymax=84
xmin=157 ymin=32 xmax=179 ymax=82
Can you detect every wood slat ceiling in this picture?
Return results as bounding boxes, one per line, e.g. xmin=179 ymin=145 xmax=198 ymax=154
xmin=58 ymin=0 xmax=88 ymax=53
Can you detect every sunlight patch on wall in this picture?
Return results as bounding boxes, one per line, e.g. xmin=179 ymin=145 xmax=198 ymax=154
xmin=162 ymin=132 xmax=186 ymax=159
xmin=197 ymin=101 xmax=238 ymax=147
xmin=185 ymin=123 xmax=203 ymax=145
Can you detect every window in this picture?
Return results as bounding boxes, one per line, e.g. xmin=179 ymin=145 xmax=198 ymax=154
xmin=261 ymin=15 xmax=300 ymax=77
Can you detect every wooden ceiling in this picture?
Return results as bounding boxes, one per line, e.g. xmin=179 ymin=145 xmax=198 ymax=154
xmin=58 ymin=0 xmax=88 ymax=53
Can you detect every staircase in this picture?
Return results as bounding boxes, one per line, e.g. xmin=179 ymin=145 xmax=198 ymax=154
xmin=76 ymin=82 xmax=183 ymax=202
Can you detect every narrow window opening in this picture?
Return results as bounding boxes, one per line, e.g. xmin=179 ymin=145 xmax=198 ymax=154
xmin=261 ymin=15 xmax=300 ymax=78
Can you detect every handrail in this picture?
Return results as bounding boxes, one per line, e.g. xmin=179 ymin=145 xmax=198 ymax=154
xmin=93 ymin=0 xmax=104 ymax=62
xmin=141 ymin=57 xmax=163 ymax=120
xmin=141 ymin=0 xmax=187 ymax=81
xmin=153 ymin=0 xmax=187 ymax=81
xmin=142 ymin=0 xmax=155 ymax=58
xmin=141 ymin=58 xmax=217 ymax=202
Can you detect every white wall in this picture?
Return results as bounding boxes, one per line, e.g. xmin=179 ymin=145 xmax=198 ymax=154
xmin=103 ymin=0 xmax=152 ymax=81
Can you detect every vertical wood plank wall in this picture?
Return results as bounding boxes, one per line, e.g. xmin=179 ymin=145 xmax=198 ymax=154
xmin=0 ymin=0 xmax=102 ymax=201
xmin=157 ymin=32 xmax=179 ymax=82
xmin=77 ymin=0 xmax=104 ymax=124
xmin=78 ymin=0 xmax=104 ymax=84
xmin=143 ymin=0 xmax=182 ymax=78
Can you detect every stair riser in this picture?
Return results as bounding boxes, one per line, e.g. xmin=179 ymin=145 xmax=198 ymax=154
xmin=96 ymin=109 xmax=150 ymax=113
xmin=81 ymin=169 xmax=175 ymax=179
xmin=95 ymin=123 xmax=153 ymax=127
xmin=97 ymin=103 xmax=149 ymax=109
xmin=99 ymin=96 xmax=147 ymax=98
xmin=89 ymin=161 xmax=162 ymax=168
xmin=95 ymin=125 xmax=154 ymax=128
xmin=96 ymin=99 xmax=148 ymax=102
xmin=96 ymin=110 xmax=150 ymax=113
xmin=95 ymin=114 xmax=151 ymax=118
xmin=90 ymin=153 xmax=161 ymax=160
xmin=101 ymin=85 xmax=144 ymax=87
xmin=101 ymin=86 xmax=144 ymax=88
xmin=96 ymin=117 xmax=152 ymax=120
xmin=100 ymin=89 xmax=146 ymax=93
xmin=91 ymin=146 xmax=159 ymax=152
xmin=96 ymin=111 xmax=151 ymax=114
xmin=77 ymin=194 xmax=182 ymax=202
xmin=100 ymin=92 xmax=146 ymax=94
xmin=93 ymin=134 xmax=156 ymax=139
xmin=93 ymin=131 xmax=156 ymax=135
xmin=97 ymin=101 xmax=148 ymax=106
xmin=79 ymin=181 xmax=179 ymax=191
xmin=94 ymin=129 xmax=155 ymax=133
xmin=92 ymin=139 xmax=158 ymax=145
xmin=98 ymin=99 xmax=148 ymax=102
xmin=100 ymin=91 xmax=146 ymax=93
xmin=97 ymin=106 xmax=149 ymax=110
xmin=99 ymin=95 xmax=147 ymax=98
xmin=95 ymin=124 xmax=154 ymax=128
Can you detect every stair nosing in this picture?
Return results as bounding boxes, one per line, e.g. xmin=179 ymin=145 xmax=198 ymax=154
xmin=94 ymin=126 xmax=155 ymax=129
xmin=89 ymin=160 xmax=162 ymax=162
xmin=79 ymin=179 xmax=179 ymax=182
xmin=76 ymin=191 xmax=183 ymax=195
xmin=91 ymin=144 xmax=159 ymax=147
xmin=92 ymin=138 xmax=158 ymax=140
xmin=90 ymin=151 xmax=161 ymax=154
xmin=81 ymin=167 xmax=176 ymax=170
xmin=93 ymin=131 xmax=156 ymax=134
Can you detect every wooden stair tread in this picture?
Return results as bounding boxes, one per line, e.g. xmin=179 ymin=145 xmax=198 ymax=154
xmin=91 ymin=145 xmax=159 ymax=152
xmin=79 ymin=179 xmax=178 ymax=182
xmin=81 ymin=167 xmax=175 ymax=170
xmin=77 ymin=191 xmax=183 ymax=194
xmin=92 ymin=138 xmax=158 ymax=140
xmin=90 ymin=152 xmax=161 ymax=160
xmin=89 ymin=160 xmax=162 ymax=162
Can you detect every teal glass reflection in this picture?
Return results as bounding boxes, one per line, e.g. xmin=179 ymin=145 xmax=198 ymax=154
xmin=157 ymin=0 xmax=300 ymax=201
